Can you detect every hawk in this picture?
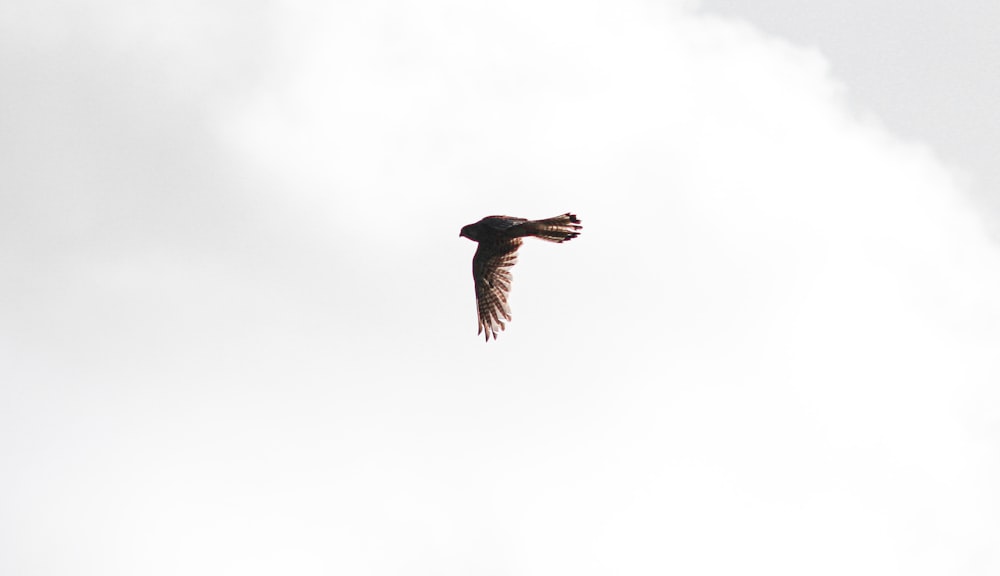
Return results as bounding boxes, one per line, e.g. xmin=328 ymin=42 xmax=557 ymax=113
xmin=460 ymin=213 xmax=582 ymax=341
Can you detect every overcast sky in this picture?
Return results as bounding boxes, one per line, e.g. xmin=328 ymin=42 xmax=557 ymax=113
xmin=2 ymin=1 xmax=999 ymax=574
xmin=701 ymin=0 xmax=1000 ymax=229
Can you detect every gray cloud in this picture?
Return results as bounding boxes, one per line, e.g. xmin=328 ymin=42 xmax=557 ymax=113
xmin=699 ymin=0 xmax=1000 ymax=231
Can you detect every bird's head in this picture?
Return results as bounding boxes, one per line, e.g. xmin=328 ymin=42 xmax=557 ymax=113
xmin=459 ymin=224 xmax=478 ymax=241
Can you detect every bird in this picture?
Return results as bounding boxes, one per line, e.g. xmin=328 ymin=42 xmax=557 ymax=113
xmin=459 ymin=213 xmax=582 ymax=341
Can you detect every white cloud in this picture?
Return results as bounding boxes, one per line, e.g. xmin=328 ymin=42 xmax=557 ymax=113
xmin=698 ymin=0 xmax=1000 ymax=230
xmin=2 ymin=1 xmax=998 ymax=574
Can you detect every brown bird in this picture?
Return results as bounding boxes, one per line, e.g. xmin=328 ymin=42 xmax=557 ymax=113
xmin=460 ymin=213 xmax=582 ymax=341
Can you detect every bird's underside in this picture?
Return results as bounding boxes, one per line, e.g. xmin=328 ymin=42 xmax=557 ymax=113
xmin=459 ymin=213 xmax=582 ymax=341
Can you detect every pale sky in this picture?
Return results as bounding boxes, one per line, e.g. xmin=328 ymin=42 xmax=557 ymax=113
xmin=2 ymin=1 xmax=999 ymax=574
xmin=701 ymin=0 xmax=1000 ymax=227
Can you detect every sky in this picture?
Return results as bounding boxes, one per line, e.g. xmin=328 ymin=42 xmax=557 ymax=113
xmin=701 ymin=0 xmax=1000 ymax=230
xmin=2 ymin=1 xmax=999 ymax=574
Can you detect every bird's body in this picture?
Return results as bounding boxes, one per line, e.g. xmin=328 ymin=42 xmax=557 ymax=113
xmin=460 ymin=213 xmax=582 ymax=341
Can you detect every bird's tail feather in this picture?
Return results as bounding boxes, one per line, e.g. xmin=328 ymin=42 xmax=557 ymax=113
xmin=523 ymin=213 xmax=582 ymax=243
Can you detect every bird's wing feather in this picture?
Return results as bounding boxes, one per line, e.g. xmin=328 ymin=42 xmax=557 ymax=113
xmin=472 ymin=238 xmax=522 ymax=341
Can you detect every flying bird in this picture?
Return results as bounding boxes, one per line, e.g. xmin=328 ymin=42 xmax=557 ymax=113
xmin=460 ymin=213 xmax=582 ymax=341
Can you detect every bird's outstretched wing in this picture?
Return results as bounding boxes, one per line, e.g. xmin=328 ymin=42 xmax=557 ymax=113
xmin=472 ymin=238 xmax=522 ymax=341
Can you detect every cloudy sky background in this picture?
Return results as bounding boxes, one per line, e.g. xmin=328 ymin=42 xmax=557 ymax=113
xmin=2 ymin=1 xmax=999 ymax=574
xmin=703 ymin=0 xmax=1000 ymax=228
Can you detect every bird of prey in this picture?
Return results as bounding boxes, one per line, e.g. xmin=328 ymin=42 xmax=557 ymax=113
xmin=459 ymin=213 xmax=582 ymax=341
